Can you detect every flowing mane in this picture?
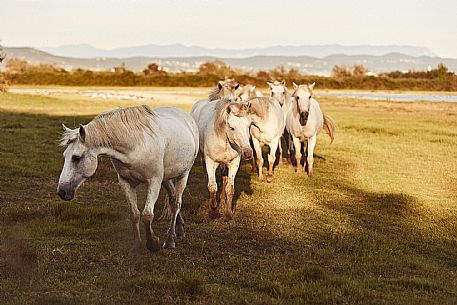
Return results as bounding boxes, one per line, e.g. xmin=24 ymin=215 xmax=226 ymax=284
xmin=247 ymin=97 xmax=272 ymax=118
xmin=208 ymin=79 xmax=239 ymax=101
xmin=61 ymin=105 xmax=156 ymax=148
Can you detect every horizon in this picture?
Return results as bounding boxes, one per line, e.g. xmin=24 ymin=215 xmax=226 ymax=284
xmin=1 ymin=0 xmax=456 ymax=58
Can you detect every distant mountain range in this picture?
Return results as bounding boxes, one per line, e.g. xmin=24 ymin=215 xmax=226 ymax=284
xmin=2 ymin=46 xmax=457 ymax=76
xmin=39 ymin=43 xmax=436 ymax=59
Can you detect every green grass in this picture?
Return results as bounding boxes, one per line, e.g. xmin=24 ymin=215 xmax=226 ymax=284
xmin=1 ymin=91 xmax=457 ymax=305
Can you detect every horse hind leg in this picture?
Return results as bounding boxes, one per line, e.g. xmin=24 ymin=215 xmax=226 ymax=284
xmin=162 ymin=180 xmax=177 ymax=249
xmin=288 ymin=133 xmax=297 ymax=168
xmin=142 ymin=177 xmax=162 ymax=252
xmin=282 ymin=130 xmax=291 ymax=163
xmin=220 ymin=165 xmax=228 ymax=206
xmin=163 ymin=172 xmax=190 ymax=248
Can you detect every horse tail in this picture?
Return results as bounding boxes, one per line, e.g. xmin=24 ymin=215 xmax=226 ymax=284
xmin=323 ymin=113 xmax=336 ymax=143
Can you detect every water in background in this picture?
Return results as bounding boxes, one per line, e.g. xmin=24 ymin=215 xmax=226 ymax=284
xmin=318 ymin=92 xmax=457 ymax=103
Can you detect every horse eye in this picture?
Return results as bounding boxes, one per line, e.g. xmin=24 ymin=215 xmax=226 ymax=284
xmin=230 ymin=127 xmax=235 ymax=131
xmin=271 ymin=92 xmax=274 ymax=97
xmin=72 ymin=155 xmax=82 ymax=162
xmin=296 ymin=96 xmax=300 ymax=100
xmin=309 ymin=95 xmax=312 ymax=99
xmin=283 ymin=92 xmax=285 ymax=95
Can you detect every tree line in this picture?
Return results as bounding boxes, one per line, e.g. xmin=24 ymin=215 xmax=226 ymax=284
xmin=1 ymin=57 xmax=456 ymax=91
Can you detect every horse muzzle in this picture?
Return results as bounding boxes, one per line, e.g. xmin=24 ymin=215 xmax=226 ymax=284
xmin=57 ymin=184 xmax=75 ymax=201
xmin=299 ymin=112 xmax=309 ymax=126
xmin=241 ymin=147 xmax=253 ymax=160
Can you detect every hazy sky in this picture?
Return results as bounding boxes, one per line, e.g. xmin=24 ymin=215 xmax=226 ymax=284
xmin=1 ymin=0 xmax=456 ymax=57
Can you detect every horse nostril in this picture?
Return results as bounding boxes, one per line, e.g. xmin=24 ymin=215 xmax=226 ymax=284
xmin=243 ymin=149 xmax=253 ymax=160
xmin=57 ymin=188 xmax=66 ymax=200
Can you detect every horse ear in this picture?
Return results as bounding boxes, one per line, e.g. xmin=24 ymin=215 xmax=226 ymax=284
xmin=308 ymin=82 xmax=316 ymax=90
xmin=266 ymin=82 xmax=273 ymax=88
xmin=79 ymin=125 xmax=86 ymax=142
xmin=62 ymin=123 xmax=71 ymax=132
xmin=250 ymin=86 xmax=256 ymax=93
xmin=293 ymin=82 xmax=299 ymax=89
xmin=218 ymin=81 xmax=223 ymax=90
xmin=281 ymin=80 xmax=286 ymax=86
xmin=234 ymin=83 xmax=240 ymax=90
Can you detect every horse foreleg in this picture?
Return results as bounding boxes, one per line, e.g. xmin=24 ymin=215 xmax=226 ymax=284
xmin=118 ymin=176 xmax=141 ymax=252
xmin=266 ymin=137 xmax=280 ymax=183
xmin=163 ymin=171 xmax=190 ymax=249
xmin=278 ymin=138 xmax=283 ymax=164
xmin=225 ymin=156 xmax=241 ymax=222
xmin=251 ymin=136 xmax=264 ymax=181
xmin=307 ymin=135 xmax=317 ymax=177
xmin=292 ymin=136 xmax=303 ymax=173
xmin=205 ymin=157 xmax=220 ymax=219
xmin=142 ymin=176 xmax=162 ymax=252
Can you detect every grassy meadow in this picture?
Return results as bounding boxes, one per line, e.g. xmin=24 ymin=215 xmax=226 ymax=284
xmin=0 ymin=88 xmax=457 ymax=305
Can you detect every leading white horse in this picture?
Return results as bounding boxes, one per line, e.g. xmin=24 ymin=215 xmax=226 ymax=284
xmin=192 ymin=99 xmax=253 ymax=221
xmin=57 ymin=105 xmax=199 ymax=252
xmin=286 ymin=82 xmax=335 ymax=176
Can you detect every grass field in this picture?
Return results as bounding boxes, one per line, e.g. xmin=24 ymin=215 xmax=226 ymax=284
xmin=1 ymin=88 xmax=457 ymax=305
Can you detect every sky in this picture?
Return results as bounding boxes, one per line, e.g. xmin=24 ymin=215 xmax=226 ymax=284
xmin=1 ymin=0 xmax=456 ymax=58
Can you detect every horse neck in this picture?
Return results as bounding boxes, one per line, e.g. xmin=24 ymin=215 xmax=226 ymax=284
xmin=96 ymin=146 xmax=130 ymax=164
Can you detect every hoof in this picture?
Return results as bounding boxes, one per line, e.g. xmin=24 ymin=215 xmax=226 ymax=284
xmin=146 ymin=237 xmax=161 ymax=253
xmin=307 ymin=170 xmax=313 ymax=177
xmin=209 ymin=208 xmax=221 ymax=219
xmin=163 ymin=240 xmax=176 ymax=249
xmin=176 ymin=223 xmax=185 ymax=238
xmin=266 ymin=174 xmax=274 ymax=183
xmin=295 ymin=168 xmax=303 ymax=173
xmin=225 ymin=211 xmax=234 ymax=222
xmin=282 ymin=158 xmax=290 ymax=164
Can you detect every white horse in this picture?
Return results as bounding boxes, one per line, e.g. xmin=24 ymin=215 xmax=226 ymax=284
xmin=267 ymin=80 xmax=292 ymax=162
xmin=191 ymin=79 xmax=242 ymax=123
xmin=192 ymin=99 xmax=253 ymax=221
xmin=247 ymin=97 xmax=285 ymax=182
xmin=286 ymin=82 xmax=335 ymax=176
xmin=57 ymin=105 xmax=199 ymax=252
